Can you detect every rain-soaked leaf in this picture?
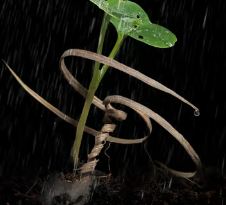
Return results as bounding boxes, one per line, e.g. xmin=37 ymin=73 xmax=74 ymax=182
xmin=90 ymin=0 xmax=149 ymax=24
xmin=90 ymin=0 xmax=177 ymax=48
xmin=111 ymin=18 xmax=177 ymax=48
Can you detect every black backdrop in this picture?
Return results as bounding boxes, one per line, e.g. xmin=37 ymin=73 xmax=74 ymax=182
xmin=0 ymin=0 xmax=226 ymax=178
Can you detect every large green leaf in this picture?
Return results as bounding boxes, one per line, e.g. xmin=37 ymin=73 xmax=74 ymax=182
xmin=90 ymin=0 xmax=177 ymax=48
xmin=90 ymin=0 xmax=150 ymax=25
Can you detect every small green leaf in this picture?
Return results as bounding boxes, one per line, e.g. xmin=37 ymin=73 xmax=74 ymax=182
xmin=90 ymin=0 xmax=177 ymax=48
xmin=111 ymin=17 xmax=177 ymax=48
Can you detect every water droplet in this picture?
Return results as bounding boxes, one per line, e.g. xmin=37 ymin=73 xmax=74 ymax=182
xmin=153 ymin=34 xmax=156 ymax=37
xmin=165 ymin=31 xmax=169 ymax=33
xmin=194 ymin=109 xmax=200 ymax=116
xmin=154 ymin=41 xmax=157 ymax=44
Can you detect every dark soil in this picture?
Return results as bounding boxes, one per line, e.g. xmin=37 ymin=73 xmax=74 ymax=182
xmin=0 ymin=168 xmax=226 ymax=205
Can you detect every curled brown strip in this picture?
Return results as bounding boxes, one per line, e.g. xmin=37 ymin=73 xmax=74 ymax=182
xmin=81 ymin=122 xmax=113 ymax=173
xmin=103 ymin=95 xmax=202 ymax=169
xmin=3 ymin=46 xmax=201 ymax=178
xmin=155 ymin=161 xmax=196 ymax=178
xmin=81 ymin=102 xmax=152 ymax=174
xmin=2 ymin=61 xmax=147 ymax=144
xmin=59 ymin=49 xmax=201 ymax=177
xmin=60 ymin=49 xmax=199 ymax=111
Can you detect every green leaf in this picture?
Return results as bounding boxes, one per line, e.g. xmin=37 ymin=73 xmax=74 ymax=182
xmin=90 ymin=0 xmax=177 ymax=48
xmin=111 ymin=17 xmax=177 ymax=48
xmin=90 ymin=0 xmax=149 ymax=25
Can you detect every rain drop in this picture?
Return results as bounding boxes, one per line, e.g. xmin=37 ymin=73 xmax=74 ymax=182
xmin=163 ymin=181 xmax=166 ymax=192
xmin=169 ymin=177 xmax=173 ymax=189
xmin=194 ymin=109 xmax=200 ymax=116
xmin=141 ymin=190 xmax=144 ymax=200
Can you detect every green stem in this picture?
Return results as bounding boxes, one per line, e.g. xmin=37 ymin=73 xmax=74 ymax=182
xmin=93 ymin=13 xmax=111 ymax=78
xmin=71 ymin=13 xmax=125 ymax=168
xmin=99 ymin=34 xmax=125 ymax=81
xmin=71 ymin=13 xmax=111 ymax=167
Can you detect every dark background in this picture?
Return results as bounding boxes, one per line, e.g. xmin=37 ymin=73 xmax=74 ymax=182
xmin=0 ymin=0 xmax=226 ymax=179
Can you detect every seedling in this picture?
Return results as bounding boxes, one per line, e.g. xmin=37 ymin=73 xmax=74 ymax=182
xmin=72 ymin=0 xmax=178 ymax=169
xmin=2 ymin=0 xmax=201 ymax=179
